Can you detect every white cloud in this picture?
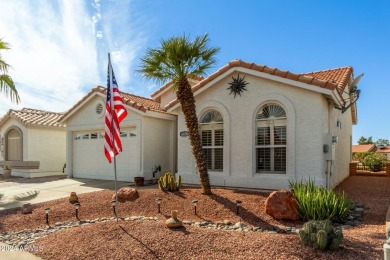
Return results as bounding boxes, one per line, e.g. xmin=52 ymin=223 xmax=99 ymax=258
xmin=0 ymin=0 xmax=99 ymax=115
xmin=0 ymin=0 xmax=145 ymax=117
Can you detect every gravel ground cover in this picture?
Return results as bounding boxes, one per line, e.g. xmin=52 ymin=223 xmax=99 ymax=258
xmin=0 ymin=175 xmax=389 ymax=259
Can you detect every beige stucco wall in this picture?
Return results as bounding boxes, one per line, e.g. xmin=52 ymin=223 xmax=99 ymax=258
xmin=0 ymin=117 xmax=66 ymax=177
xmin=142 ymin=116 xmax=176 ymax=180
xmin=25 ymin=127 xmax=66 ymax=175
xmin=173 ymin=71 xmax=351 ymax=190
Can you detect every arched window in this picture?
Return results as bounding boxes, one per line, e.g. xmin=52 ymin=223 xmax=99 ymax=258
xmin=200 ymin=109 xmax=223 ymax=171
xmin=255 ymin=104 xmax=286 ymax=173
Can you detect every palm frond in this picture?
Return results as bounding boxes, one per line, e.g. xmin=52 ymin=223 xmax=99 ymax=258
xmin=138 ymin=33 xmax=220 ymax=91
xmin=0 ymin=74 xmax=20 ymax=104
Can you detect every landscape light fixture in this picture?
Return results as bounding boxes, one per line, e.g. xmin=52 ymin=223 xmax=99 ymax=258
xmin=235 ymin=200 xmax=242 ymax=216
xmin=192 ymin=200 xmax=198 ymax=215
xmin=44 ymin=208 xmax=50 ymax=225
xmin=73 ymin=202 xmax=80 ymax=220
xmin=111 ymin=199 xmax=117 ymax=217
xmin=156 ymin=198 xmax=162 ymax=213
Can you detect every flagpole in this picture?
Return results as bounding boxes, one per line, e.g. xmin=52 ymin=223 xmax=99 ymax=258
xmin=108 ymin=52 xmax=119 ymax=223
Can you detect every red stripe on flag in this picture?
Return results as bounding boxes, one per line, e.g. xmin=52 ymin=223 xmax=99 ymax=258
xmin=104 ymin=57 xmax=128 ymax=163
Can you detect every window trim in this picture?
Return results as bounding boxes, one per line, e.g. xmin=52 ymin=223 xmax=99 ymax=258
xmin=199 ymin=109 xmax=224 ymax=172
xmin=255 ymin=103 xmax=287 ymax=174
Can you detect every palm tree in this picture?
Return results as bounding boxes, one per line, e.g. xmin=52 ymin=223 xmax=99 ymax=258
xmin=138 ymin=34 xmax=220 ymax=195
xmin=0 ymin=38 xmax=20 ymax=103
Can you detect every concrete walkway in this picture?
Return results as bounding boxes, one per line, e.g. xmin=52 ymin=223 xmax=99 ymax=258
xmin=0 ymin=176 xmax=137 ymax=211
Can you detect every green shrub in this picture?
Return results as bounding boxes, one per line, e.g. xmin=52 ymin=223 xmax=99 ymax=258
xmin=352 ymin=152 xmax=373 ymax=163
xmin=289 ymin=178 xmax=351 ymax=221
xmin=362 ymin=153 xmax=388 ymax=172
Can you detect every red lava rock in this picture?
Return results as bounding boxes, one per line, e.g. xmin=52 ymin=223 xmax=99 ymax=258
xmin=69 ymin=192 xmax=79 ymax=204
xmin=112 ymin=187 xmax=138 ymax=202
xmin=264 ymin=190 xmax=299 ymax=220
xmin=21 ymin=203 xmax=33 ymax=214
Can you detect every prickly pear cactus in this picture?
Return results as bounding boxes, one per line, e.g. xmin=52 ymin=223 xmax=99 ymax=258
xmin=298 ymin=220 xmax=343 ymax=250
xmin=158 ymin=172 xmax=181 ymax=192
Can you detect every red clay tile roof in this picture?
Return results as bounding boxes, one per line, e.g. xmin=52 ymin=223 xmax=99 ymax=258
xmin=303 ymin=66 xmax=353 ymax=96
xmin=151 ymin=76 xmax=205 ymax=98
xmin=60 ymin=86 xmax=169 ymax=122
xmin=0 ymin=108 xmax=65 ymax=128
xmin=376 ymin=146 xmax=390 ymax=153
xmin=165 ymin=59 xmax=352 ymax=110
xmin=352 ymin=144 xmax=377 ymax=153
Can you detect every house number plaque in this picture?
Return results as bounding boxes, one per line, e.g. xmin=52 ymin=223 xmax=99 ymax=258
xmin=179 ymin=131 xmax=189 ymax=137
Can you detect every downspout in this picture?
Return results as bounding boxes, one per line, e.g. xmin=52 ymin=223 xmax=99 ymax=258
xmin=327 ymin=100 xmax=332 ymax=190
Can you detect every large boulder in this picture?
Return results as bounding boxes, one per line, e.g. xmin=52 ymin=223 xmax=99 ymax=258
xmin=112 ymin=187 xmax=138 ymax=202
xmin=265 ymin=190 xmax=299 ymax=220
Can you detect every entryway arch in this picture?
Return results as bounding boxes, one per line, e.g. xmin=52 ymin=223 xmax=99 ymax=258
xmin=5 ymin=126 xmax=23 ymax=161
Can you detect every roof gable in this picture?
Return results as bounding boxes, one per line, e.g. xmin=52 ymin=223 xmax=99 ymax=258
xmin=352 ymin=144 xmax=377 ymax=153
xmin=60 ymin=86 xmax=171 ymax=123
xmin=165 ymin=59 xmax=352 ymax=110
xmin=0 ymin=108 xmax=65 ymax=128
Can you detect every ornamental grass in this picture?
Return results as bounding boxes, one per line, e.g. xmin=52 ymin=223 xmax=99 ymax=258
xmin=289 ymin=178 xmax=351 ymax=222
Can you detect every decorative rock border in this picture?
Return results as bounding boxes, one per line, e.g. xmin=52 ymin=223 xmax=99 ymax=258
xmin=0 ymin=204 xmax=365 ymax=249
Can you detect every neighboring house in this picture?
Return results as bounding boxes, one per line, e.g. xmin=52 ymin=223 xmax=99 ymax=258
xmin=59 ymin=87 xmax=176 ymax=181
xmin=352 ymin=144 xmax=377 ymax=156
xmin=376 ymin=146 xmax=390 ymax=160
xmin=0 ymin=108 xmax=66 ymax=178
xmin=60 ymin=59 xmax=359 ymax=190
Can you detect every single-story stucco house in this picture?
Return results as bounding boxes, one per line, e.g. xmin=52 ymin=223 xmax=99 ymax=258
xmin=59 ymin=59 xmax=359 ymax=190
xmin=0 ymin=108 xmax=66 ymax=178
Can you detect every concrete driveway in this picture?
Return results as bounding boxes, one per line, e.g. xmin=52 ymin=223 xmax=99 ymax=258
xmin=0 ymin=176 xmax=137 ymax=211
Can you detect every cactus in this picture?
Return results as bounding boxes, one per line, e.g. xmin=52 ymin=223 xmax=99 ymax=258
xmin=316 ymin=230 xmax=328 ymax=250
xmin=322 ymin=220 xmax=333 ymax=235
xmin=298 ymin=220 xmax=343 ymax=251
xmin=158 ymin=172 xmax=181 ymax=192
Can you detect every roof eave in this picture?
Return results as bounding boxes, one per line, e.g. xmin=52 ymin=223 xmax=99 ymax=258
xmin=166 ymin=66 xmax=338 ymax=112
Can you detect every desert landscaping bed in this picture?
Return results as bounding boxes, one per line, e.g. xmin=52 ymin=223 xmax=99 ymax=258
xmin=0 ymin=175 xmax=389 ymax=259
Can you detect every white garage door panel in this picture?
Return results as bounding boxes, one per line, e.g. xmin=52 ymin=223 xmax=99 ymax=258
xmin=73 ymin=129 xmax=139 ymax=181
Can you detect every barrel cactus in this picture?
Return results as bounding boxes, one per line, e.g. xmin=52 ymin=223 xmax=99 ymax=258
xmin=298 ymin=220 xmax=343 ymax=250
xmin=158 ymin=172 xmax=181 ymax=192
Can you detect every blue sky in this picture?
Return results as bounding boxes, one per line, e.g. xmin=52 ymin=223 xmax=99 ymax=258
xmin=0 ymin=0 xmax=389 ymax=144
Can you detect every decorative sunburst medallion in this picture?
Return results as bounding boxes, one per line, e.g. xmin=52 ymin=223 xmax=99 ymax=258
xmin=227 ymin=74 xmax=248 ymax=98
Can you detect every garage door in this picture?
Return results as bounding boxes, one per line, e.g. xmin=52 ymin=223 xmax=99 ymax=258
xmin=73 ymin=128 xmax=139 ymax=181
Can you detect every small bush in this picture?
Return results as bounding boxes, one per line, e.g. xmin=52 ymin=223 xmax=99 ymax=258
xmin=352 ymin=152 xmax=373 ymax=163
xmin=362 ymin=153 xmax=388 ymax=172
xmin=289 ymin=179 xmax=351 ymax=221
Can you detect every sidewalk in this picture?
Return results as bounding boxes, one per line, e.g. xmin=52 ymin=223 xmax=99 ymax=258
xmin=0 ymin=242 xmax=41 ymax=260
xmin=0 ymin=176 xmax=132 ymax=211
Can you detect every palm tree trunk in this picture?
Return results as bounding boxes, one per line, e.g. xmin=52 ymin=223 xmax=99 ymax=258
xmin=176 ymin=78 xmax=212 ymax=195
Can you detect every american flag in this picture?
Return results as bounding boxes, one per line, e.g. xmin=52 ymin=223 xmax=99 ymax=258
xmin=104 ymin=54 xmax=128 ymax=163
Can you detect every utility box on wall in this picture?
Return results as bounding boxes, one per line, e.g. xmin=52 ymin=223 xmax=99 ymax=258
xmin=324 ymin=134 xmax=337 ymax=161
